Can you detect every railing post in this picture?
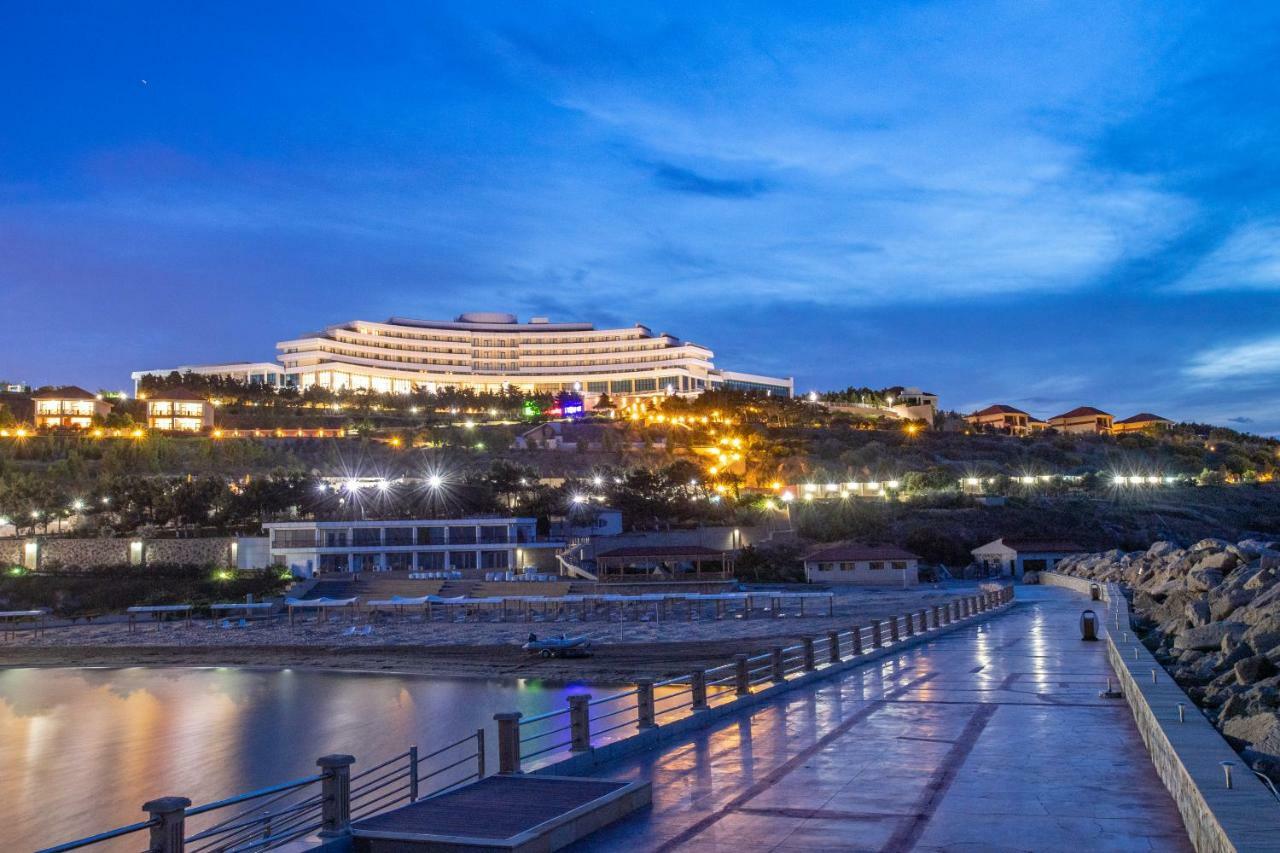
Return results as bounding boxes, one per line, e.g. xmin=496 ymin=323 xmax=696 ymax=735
xmin=920 ymin=610 xmax=929 ymax=631
xmin=475 ymin=727 xmax=486 ymax=779
xmin=802 ymin=637 xmax=816 ymax=671
xmin=636 ymin=681 xmax=656 ymax=730
xmin=852 ymin=625 xmax=863 ymax=655
xmin=317 ymin=754 xmax=355 ymax=838
xmin=569 ymin=694 xmax=592 ymax=751
xmin=771 ymin=647 xmax=786 ymax=683
xmin=143 ymin=796 xmax=191 ymax=853
xmin=828 ymin=630 xmax=841 ymax=663
xmin=408 ymin=745 xmax=420 ymax=802
xmin=904 ymin=612 xmax=914 ymax=637
xmin=691 ymin=669 xmax=709 ymax=710
xmin=871 ymin=619 xmax=882 ymax=648
xmin=734 ymin=654 xmax=750 ymax=696
xmin=889 ymin=617 xmax=900 ymax=643
xmin=494 ymin=711 xmax=523 ymax=774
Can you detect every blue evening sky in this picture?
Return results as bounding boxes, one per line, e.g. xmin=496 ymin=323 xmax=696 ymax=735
xmin=2 ymin=3 xmax=1279 ymax=433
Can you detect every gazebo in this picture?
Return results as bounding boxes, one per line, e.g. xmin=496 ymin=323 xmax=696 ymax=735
xmin=592 ymin=545 xmax=734 ymax=582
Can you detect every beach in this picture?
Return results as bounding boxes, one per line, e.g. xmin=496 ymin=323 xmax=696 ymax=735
xmin=0 ymin=583 xmax=986 ymax=680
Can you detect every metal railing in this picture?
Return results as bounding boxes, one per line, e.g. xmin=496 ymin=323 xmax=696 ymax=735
xmin=499 ymin=587 xmax=1014 ymax=773
xmin=41 ymin=587 xmax=1014 ymax=851
xmin=36 ymin=730 xmax=484 ymax=853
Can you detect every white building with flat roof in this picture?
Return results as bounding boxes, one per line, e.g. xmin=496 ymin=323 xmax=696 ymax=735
xmin=264 ymin=517 xmax=566 ymax=578
xmin=131 ymin=361 xmax=287 ymax=394
xmin=135 ymin=313 xmax=793 ymax=402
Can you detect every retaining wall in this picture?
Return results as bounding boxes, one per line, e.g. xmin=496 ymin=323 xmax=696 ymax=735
xmin=1042 ymin=571 xmax=1280 ymax=853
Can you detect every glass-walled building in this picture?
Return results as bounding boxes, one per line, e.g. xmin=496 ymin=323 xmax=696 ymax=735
xmin=264 ymin=517 xmax=565 ymax=577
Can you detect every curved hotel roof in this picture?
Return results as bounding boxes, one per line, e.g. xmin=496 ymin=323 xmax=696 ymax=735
xmin=136 ymin=312 xmax=793 ymax=399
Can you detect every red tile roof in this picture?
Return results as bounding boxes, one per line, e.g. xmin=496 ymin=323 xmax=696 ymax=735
xmin=31 ymin=386 xmax=97 ymax=400
xmin=804 ymin=543 xmax=920 ymax=562
xmin=1115 ymin=412 xmax=1171 ymax=425
xmin=970 ymin=404 xmax=1030 ymax=417
xmin=1049 ymin=406 xmax=1112 ymax=420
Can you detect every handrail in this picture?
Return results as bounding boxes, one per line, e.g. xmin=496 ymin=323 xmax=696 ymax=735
xmin=35 ymin=819 xmax=157 ymax=853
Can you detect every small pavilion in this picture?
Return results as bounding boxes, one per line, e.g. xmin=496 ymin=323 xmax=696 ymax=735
xmin=592 ymin=545 xmax=734 ymax=582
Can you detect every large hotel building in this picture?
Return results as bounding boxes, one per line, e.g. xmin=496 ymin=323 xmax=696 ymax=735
xmin=133 ymin=312 xmax=793 ymax=401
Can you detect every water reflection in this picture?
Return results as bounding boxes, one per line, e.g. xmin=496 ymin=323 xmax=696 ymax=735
xmin=0 ymin=667 xmax=610 ymax=850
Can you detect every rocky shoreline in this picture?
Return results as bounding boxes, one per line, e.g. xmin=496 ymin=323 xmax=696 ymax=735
xmin=1049 ymin=537 xmax=1280 ymax=780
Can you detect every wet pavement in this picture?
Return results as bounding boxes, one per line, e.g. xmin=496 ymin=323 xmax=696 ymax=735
xmin=569 ymin=585 xmax=1191 ymax=852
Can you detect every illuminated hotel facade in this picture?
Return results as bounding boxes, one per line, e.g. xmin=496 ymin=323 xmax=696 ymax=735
xmin=135 ymin=312 xmax=793 ymax=401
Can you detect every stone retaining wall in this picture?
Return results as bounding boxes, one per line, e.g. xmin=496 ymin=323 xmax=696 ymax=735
xmin=1043 ymin=572 xmax=1280 ymax=853
xmin=1 ymin=536 xmax=240 ymax=569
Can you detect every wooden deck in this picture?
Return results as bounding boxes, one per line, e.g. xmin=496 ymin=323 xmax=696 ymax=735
xmin=352 ymin=775 xmax=650 ymax=852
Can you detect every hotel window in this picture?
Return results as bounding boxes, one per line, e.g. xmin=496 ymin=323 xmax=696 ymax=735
xmin=416 ymin=551 xmax=445 ymax=570
xmin=479 ymin=526 xmax=509 ymax=544
xmin=323 ymin=530 xmax=349 ymax=548
xmin=481 ymin=551 xmax=510 ymax=569
xmin=273 ymin=529 xmax=317 ymax=548
xmin=449 ymin=526 xmax=477 ymax=545
xmin=891 ymin=561 xmax=907 ymax=571
xmin=610 ymin=380 xmax=633 ymax=393
xmin=387 ymin=552 xmax=412 ymax=571
xmin=416 ymin=526 xmax=446 ymax=545
xmin=450 ymin=551 xmax=478 ymax=570
xmin=869 ymin=561 xmax=885 ymax=570
xmin=353 ymin=528 xmax=382 ymax=547
xmin=633 ymin=378 xmax=657 ymax=392
xmin=385 ymin=527 xmax=413 ymax=546
xmin=586 ymin=381 xmax=608 ymax=394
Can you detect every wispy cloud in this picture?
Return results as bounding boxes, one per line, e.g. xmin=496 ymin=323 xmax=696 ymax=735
xmin=1185 ymin=335 xmax=1280 ymax=382
xmin=1173 ymin=221 xmax=1280 ymax=292
xmin=649 ymin=162 xmax=769 ymax=199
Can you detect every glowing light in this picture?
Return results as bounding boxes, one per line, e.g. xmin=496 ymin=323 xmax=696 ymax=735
xmin=592 ymin=475 xmax=603 ymax=487
xmin=571 ymin=494 xmax=586 ymax=505
xmin=344 ymin=479 xmax=361 ymax=492
xmin=781 ymin=491 xmax=795 ymax=502
xmin=427 ymin=475 xmax=444 ymax=489
xmin=770 ymin=481 xmax=781 ymax=490
xmin=886 ymin=480 xmax=901 ymax=489
xmin=376 ymin=479 xmax=390 ymax=492
xmin=71 ymin=499 xmax=85 ymax=512
xmin=130 ymin=429 xmax=144 ymax=439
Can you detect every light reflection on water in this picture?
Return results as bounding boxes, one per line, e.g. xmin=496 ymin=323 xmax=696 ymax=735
xmin=0 ymin=667 xmax=606 ymax=850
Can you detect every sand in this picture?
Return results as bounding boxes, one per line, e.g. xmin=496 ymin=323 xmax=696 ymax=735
xmin=0 ymin=583 xmax=987 ymax=681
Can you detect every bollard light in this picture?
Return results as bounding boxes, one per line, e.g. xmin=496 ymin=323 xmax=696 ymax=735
xmin=1178 ymin=703 xmax=1186 ymax=723
xmin=1221 ymin=761 xmax=1235 ymax=790
xmin=1150 ymin=669 xmax=1158 ymax=684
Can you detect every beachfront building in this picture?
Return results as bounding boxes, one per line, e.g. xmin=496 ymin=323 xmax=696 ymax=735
xmin=964 ymin=404 xmax=1034 ymax=435
xmin=145 ymin=390 xmax=215 ymax=432
xmin=131 ymin=361 xmax=289 ymax=393
xmin=971 ymin=538 xmax=1086 ymax=578
xmin=263 ymin=517 xmax=566 ymax=578
xmin=32 ymin=387 xmax=111 ymax=429
xmin=1048 ymin=406 xmax=1114 ymax=435
xmin=134 ymin=312 xmax=793 ymax=404
xmin=802 ymin=543 xmax=921 ymax=586
xmin=1112 ymin=412 xmax=1175 ymax=434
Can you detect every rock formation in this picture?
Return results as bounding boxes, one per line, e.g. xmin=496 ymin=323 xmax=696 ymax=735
xmin=1056 ymin=538 xmax=1280 ymax=781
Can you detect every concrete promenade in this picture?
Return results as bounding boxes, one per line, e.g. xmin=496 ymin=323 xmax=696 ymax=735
xmin=569 ymin=585 xmax=1192 ymax=852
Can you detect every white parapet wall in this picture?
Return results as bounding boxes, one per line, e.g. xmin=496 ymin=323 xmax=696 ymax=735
xmin=1041 ymin=572 xmax=1280 ymax=853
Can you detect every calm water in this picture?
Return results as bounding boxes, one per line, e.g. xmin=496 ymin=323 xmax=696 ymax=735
xmin=0 ymin=667 xmax=608 ymax=850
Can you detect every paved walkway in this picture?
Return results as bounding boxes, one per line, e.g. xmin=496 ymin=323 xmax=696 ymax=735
xmin=569 ymin=586 xmax=1191 ymax=852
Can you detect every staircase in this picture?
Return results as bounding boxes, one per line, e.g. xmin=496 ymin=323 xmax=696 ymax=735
xmin=557 ymin=542 xmax=597 ymax=581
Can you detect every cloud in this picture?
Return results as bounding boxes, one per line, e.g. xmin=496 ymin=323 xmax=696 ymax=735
xmin=1227 ymin=416 xmax=1254 ymax=424
xmin=1185 ymin=335 xmax=1280 ymax=382
xmin=1173 ymin=221 xmax=1280 ymax=292
xmin=649 ymin=162 xmax=770 ymax=199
